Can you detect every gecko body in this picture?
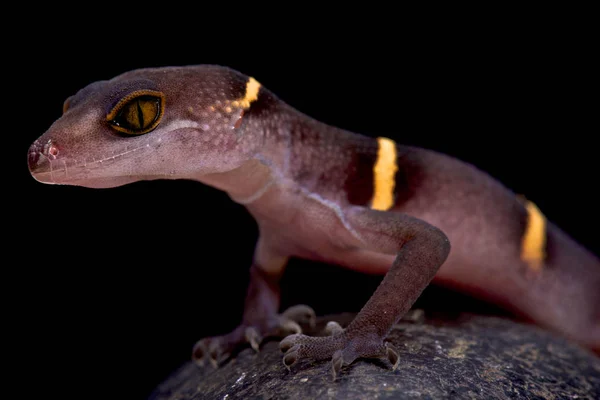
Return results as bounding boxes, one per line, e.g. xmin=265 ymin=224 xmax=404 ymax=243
xmin=28 ymin=65 xmax=600 ymax=376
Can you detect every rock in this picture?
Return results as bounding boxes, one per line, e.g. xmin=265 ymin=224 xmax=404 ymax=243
xmin=150 ymin=312 xmax=600 ymax=399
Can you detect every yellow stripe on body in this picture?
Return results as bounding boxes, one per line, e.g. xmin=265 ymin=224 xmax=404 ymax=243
xmin=370 ymin=137 xmax=398 ymax=211
xmin=521 ymin=199 xmax=547 ymax=271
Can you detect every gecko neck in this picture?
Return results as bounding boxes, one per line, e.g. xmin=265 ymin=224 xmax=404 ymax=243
xmin=196 ymin=158 xmax=275 ymax=204
xmin=198 ymin=102 xmax=374 ymax=207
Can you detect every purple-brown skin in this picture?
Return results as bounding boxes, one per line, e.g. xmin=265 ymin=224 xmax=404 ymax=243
xmin=28 ymin=66 xmax=600 ymax=377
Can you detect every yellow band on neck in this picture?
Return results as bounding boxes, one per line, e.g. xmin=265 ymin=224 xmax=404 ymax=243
xmin=239 ymin=77 xmax=261 ymax=109
xmin=521 ymin=198 xmax=547 ymax=271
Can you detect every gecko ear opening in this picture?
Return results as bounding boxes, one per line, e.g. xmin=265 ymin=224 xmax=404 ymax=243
xmin=107 ymin=90 xmax=165 ymax=135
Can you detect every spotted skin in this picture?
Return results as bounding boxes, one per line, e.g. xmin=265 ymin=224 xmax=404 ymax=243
xmin=28 ymin=65 xmax=600 ymax=377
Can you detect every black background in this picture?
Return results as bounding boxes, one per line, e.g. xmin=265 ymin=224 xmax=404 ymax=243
xmin=12 ymin=6 xmax=597 ymax=400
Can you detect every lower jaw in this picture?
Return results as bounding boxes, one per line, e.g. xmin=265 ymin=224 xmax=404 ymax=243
xmin=30 ymin=172 xmax=138 ymax=189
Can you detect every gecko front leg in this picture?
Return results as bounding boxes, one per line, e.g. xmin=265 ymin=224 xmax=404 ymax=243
xmin=192 ymin=239 xmax=315 ymax=366
xmin=280 ymin=207 xmax=450 ymax=379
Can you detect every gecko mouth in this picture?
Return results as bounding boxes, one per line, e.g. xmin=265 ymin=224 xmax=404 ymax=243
xmin=27 ymin=139 xmax=155 ymax=188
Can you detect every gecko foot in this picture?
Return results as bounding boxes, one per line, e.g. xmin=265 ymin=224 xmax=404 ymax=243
xmin=279 ymin=329 xmax=399 ymax=380
xmin=192 ymin=304 xmax=316 ymax=367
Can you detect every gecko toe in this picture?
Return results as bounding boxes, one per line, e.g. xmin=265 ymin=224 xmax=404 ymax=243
xmin=191 ymin=336 xmax=231 ymax=368
xmin=191 ymin=304 xmax=317 ymax=369
xmin=385 ymin=342 xmax=399 ymax=371
xmin=279 ymin=333 xmax=342 ymax=373
xmin=280 ymin=304 xmax=316 ymax=329
xmin=208 ymin=340 xmax=229 ymax=367
xmin=279 ymin=319 xmax=302 ymax=335
xmin=191 ymin=338 xmax=225 ymax=367
xmin=325 ymin=321 xmax=343 ymax=336
xmin=192 ymin=339 xmax=209 ymax=367
xmin=279 ymin=333 xmax=300 ymax=353
xmin=282 ymin=344 xmax=301 ymax=370
xmin=245 ymin=326 xmax=262 ymax=352
xmin=278 ymin=329 xmax=398 ymax=377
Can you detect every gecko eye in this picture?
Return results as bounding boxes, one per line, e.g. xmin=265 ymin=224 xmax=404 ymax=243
xmin=107 ymin=90 xmax=165 ymax=135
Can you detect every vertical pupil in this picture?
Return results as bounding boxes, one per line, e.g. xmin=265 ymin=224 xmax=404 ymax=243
xmin=136 ymin=99 xmax=145 ymax=128
xmin=111 ymin=95 xmax=162 ymax=133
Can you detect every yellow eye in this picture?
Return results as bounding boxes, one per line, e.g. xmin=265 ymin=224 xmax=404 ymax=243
xmin=107 ymin=90 xmax=165 ymax=135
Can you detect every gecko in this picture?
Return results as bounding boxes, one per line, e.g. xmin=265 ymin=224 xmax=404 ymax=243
xmin=28 ymin=65 xmax=600 ymax=378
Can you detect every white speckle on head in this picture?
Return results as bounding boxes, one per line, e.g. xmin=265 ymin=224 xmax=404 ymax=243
xmin=201 ymin=124 xmax=210 ymax=131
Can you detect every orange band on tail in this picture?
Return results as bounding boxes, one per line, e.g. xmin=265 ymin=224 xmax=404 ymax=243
xmin=521 ymin=199 xmax=547 ymax=271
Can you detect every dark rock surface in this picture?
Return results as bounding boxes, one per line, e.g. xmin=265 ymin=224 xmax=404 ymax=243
xmin=150 ymin=312 xmax=600 ymax=399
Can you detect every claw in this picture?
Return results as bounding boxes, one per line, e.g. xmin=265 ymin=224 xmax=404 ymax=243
xmin=208 ymin=341 xmax=220 ymax=368
xmin=206 ymin=340 xmax=230 ymax=368
xmin=282 ymin=345 xmax=300 ymax=371
xmin=331 ymin=350 xmax=344 ymax=380
xmin=209 ymin=356 xmax=219 ymax=368
xmin=385 ymin=342 xmax=399 ymax=371
xmin=280 ymin=334 xmax=303 ymax=371
xmin=245 ymin=326 xmax=262 ymax=352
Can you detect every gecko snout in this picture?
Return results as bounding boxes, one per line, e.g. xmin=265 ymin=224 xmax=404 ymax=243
xmin=28 ymin=139 xmax=60 ymax=184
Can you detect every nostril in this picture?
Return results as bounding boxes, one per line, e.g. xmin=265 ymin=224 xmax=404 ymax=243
xmin=48 ymin=144 xmax=59 ymax=158
xmin=43 ymin=140 xmax=59 ymax=160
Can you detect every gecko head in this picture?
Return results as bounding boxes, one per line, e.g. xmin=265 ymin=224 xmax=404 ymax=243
xmin=28 ymin=65 xmax=268 ymax=188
